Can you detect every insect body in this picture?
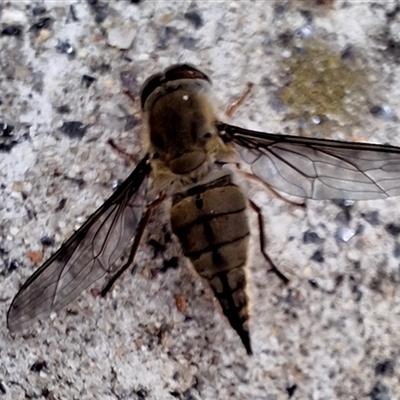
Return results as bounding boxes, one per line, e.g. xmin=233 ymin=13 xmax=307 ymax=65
xmin=142 ymin=66 xmax=253 ymax=352
xmin=8 ymin=64 xmax=400 ymax=355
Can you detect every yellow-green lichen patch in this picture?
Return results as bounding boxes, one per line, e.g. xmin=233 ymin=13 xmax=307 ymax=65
xmin=279 ymin=40 xmax=371 ymax=137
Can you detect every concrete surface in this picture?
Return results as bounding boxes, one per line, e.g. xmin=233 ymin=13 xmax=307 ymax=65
xmin=1 ymin=1 xmax=400 ymax=399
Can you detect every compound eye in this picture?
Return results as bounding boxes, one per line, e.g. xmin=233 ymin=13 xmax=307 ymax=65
xmin=165 ymin=64 xmax=210 ymax=83
xmin=140 ymin=73 xmax=163 ymax=109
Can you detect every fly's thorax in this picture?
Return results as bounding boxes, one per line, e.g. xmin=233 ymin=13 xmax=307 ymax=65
xmin=141 ymin=65 xmax=233 ymax=188
xmin=147 ymin=88 xmax=216 ymax=166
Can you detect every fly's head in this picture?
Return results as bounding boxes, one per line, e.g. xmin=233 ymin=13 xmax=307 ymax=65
xmin=141 ymin=64 xmax=229 ymax=183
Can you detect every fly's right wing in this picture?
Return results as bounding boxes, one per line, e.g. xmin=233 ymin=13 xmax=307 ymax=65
xmin=7 ymin=155 xmax=151 ymax=333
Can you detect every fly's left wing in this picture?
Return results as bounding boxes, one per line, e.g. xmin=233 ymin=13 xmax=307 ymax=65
xmin=218 ymin=123 xmax=400 ymax=200
xmin=7 ymin=155 xmax=151 ymax=333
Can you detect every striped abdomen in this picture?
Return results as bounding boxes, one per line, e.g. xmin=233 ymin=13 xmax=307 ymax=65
xmin=170 ymin=175 xmax=252 ymax=354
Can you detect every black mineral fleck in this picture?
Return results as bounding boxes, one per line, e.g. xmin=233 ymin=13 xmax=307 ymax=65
xmin=60 ymin=121 xmax=87 ymax=139
xmin=370 ymin=105 xmax=383 ymax=117
xmin=375 ymin=360 xmax=395 ymax=376
xmin=148 ymin=239 xmax=165 ymax=258
xmin=303 ymin=230 xmax=323 ymax=244
xmin=0 ymin=123 xmax=14 ymax=137
xmin=385 ymin=222 xmax=400 ymax=237
xmin=81 ymin=74 xmax=96 ymax=88
xmin=157 ymin=26 xmax=176 ymax=50
xmin=87 ymin=0 xmax=109 ymax=24
xmin=136 ymin=388 xmax=148 ymax=399
xmin=0 ymin=381 xmax=6 ymax=394
xmin=310 ymin=249 xmax=324 ymax=263
xmin=309 ymin=279 xmax=319 ymax=289
xmin=386 ymin=4 xmax=400 ymax=21
xmin=161 ymin=257 xmax=179 ymax=272
xmin=2 ymin=258 xmax=19 ymax=275
xmin=56 ymin=198 xmax=67 ymax=211
xmin=287 ymin=384 xmax=297 ymax=398
xmin=277 ymin=30 xmax=293 ymax=47
xmin=30 ymin=17 xmax=54 ymax=32
xmin=0 ymin=140 xmax=19 ymax=152
xmin=184 ymin=11 xmax=204 ymax=29
xmin=386 ymin=39 xmax=400 ymax=62
xmin=300 ymin=9 xmax=313 ymax=23
xmin=40 ymin=236 xmax=55 ymax=246
xmin=341 ymin=45 xmax=354 ymax=60
xmin=1 ymin=25 xmax=23 ymax=37
xmin=65 ymin=176 xmax=86 ymax=189
xmin=361 ymin=211 xmax=380 ymax=226
xmin=32 ymin=5 xmax=47 ymax=16
xmin=394 ymin=242 xmax=400 ymax=258
xmin=124 ymin=115 xmax=140 ymax=131
xmin=369 ymin=104 xmax=395 ymax=120
xmin=181 ymin=36 xmax=198 ymax=50
xmin=30 ymin=361 xmax=47 ymax=373
xmin=370 ymin=381 xmax=390 ymax=400
xmin=90 ymin=62 xmax=111 ymax=74
xmin=335 ymin=210 xmax=351 ymax=224
xmin=56 ymin=41 xmax=76 ymax=57
xmin=70 ymin=4 xmax=79 ymax=21
xmin=355 ymin=223 xmax=365 ymax=236
xmin=57 ymin=105 xmax=71 ymax=114
xmin=349 ymin=275 xmax=363 ymax=301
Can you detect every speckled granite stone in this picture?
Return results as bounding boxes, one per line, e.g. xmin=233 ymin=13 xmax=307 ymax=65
xmin=1 ymin=1 xmax=400 ymax=399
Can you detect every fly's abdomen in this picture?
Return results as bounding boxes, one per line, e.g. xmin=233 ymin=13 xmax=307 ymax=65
xmin=171 ymin=175 xmax=252 ymax=354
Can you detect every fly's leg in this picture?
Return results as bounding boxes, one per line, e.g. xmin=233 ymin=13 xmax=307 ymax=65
xmin=226 ymin=82 xmax=254 ymax=118
xmin=123 ymin=89 xmax=136 ymax=104
xmin=108 ymin=139 xmax=140 ymax=165
xmin=248 ymin=199 xmax=290 ymax=284
xmin=100 ymin=196 xmax=165 ymax=296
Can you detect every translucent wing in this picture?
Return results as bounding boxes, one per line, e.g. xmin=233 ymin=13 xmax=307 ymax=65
xmin=7 ymin=155 xmax=151 ymax=332
xmin=218 ymin=123 xmax=400 ymax=200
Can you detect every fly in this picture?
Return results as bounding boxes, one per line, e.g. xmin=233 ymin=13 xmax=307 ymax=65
xmin=8 ymin=64 xmax=400 ymax=355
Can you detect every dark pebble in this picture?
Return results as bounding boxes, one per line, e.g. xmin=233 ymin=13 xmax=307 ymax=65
xmin=56 ymin=41 xmax=76 ymax=57
xmin=161 ymin=257 xmax=179 ymax=272
xmin=311 ymin=249 xmax=324 ymax=263
xmin=1 ymin=25 xmax=23 ymax=37
xmin=184 ymin=11 xmax=204 ymax=29
xmin=287 ymin=384 xmax=297 ymax=398
xmin=30 ymin=17 xmax=54 ymax=32
xmin=385 ymin=223 xmax=400 ymax=237
xmin=87 ymin=0 xmax=109 ymax=24
xmin=40 ymin=236 xmax=55 ymax=246
xmin=375 ymin=360 xmax=395 ymax=376
xmin=303 ymin=230 xmax=323 ymax=244
xmin=136 ymin=388 xmax=148 ymax=399
xmin=361 ymin=211 xmax=380 ymax=226
xmin=32 ymin=6 xmax=47 ymax=16
xmin=370 ymin=382 xmax=390 ymax=400
xmin=60 ymin=121 xmax=87 ymax=139
xmin=81 ymin=74 xmax=96 ymax=88
xmin=30 ymin=361 xmax=47 ymax=373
